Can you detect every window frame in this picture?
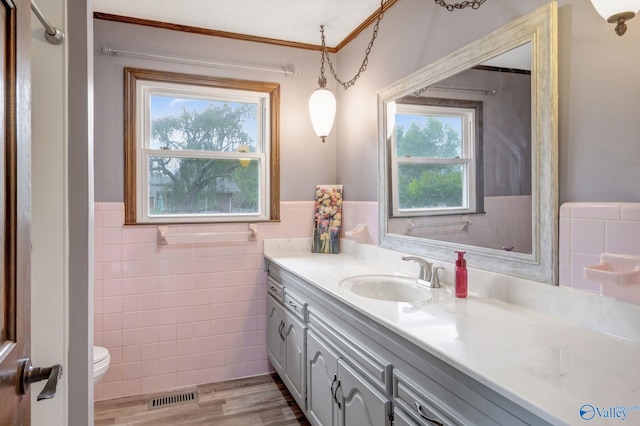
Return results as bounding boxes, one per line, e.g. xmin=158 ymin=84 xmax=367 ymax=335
xmin=124 ymin=67 xmax=280 ymax=225
xmin=389 ymin=97 xmax=484 ymax=218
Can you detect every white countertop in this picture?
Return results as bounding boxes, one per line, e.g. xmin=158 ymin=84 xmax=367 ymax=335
xmin=264 ymin=238 xmax=640 ymax=425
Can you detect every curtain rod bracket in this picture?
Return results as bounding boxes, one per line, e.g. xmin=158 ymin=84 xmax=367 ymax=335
xmin=44 ymin=27 xmax=64 ymax=45
xmin=31 ymin=0 xmax=64 ymax=45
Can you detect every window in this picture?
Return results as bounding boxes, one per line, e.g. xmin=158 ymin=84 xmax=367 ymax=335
xmin=389 ymin=97 xmax=483 ymax=217
xmin=124 ymin=68 xmax=280 ymax=224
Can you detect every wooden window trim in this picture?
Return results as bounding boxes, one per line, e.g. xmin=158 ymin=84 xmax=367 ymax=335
xmin=123 ymin=67 xmax=280 ymax=225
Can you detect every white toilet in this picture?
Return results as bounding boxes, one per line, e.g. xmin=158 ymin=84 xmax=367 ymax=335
xmin=93 ymin=346 xmax=111 ymax=385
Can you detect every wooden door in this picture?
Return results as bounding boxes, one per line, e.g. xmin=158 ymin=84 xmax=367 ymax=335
xmin=0 ymin=0 xmax=31 ymax=423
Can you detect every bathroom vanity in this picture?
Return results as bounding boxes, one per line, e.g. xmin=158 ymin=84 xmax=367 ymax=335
xmin=264 ymin=238 xmax=640 ymax=426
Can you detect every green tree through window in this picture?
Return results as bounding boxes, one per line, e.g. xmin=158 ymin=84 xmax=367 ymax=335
xmin=149 ymin=103 xmax=258 ymax=214
xmin=389 ymin=97 xmax=482 ymax=217
xmin=395 ymin=118 xmax=463 ymax=210
xmin=123 ymin=68 xmax=280 ymax=224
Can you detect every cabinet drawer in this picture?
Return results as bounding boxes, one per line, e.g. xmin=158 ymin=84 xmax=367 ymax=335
xmin=267 ymin=277 xmax=283 ymax=302
xmin=283 ymin=288 xmax=307 ymax=321
xmin=393 ymin=407 xmax=421 ymax=426
xmin=308 ymin=308 xmax=390 ymax=390
xmin=393 ymin=371 xmax=461 ymax=426
xmin=394 ymin=367 xmax=530 ymax=425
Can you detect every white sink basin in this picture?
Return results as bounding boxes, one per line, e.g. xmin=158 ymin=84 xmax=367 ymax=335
xmin=338 ymin=275 xmax=450 ymax=303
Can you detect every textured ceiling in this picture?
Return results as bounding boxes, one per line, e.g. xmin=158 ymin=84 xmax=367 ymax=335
xmin=93 ymin=0 xmax=386 ymax=47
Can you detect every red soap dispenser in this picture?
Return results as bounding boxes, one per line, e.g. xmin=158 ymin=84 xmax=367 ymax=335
xmin=455 ymin=251 xmax=467 ymax=298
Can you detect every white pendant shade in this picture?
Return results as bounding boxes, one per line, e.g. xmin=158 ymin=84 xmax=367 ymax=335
xmin=309 ymin=87 xmax=336 ymax=142
xmin=590 ymin=0 xmax=640 ymax=20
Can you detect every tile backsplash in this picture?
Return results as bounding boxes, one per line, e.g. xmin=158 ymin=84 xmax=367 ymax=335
xmin=93 ymin=200 xmax=378 ymax=400
xmin=559 ymin=202 xmax=640 ymax=304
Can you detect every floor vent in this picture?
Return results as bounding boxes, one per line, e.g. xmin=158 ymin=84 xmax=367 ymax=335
xmin=147 ymin=390 xmax=199 ymax=410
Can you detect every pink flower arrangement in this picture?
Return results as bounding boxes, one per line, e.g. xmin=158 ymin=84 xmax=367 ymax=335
xmin=312 ymin=185 xmax=343 ymax=254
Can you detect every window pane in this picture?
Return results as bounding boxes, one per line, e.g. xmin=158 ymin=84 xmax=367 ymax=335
xmin=148 ymin=156 xmax=260 ymax=215
xmin=395 ymin=114 xmax=462 ymax=158
xmin=149 ymin=95 xmax=258 ymax=153
xmin=398 ymin=163 xmax=463 ymax=210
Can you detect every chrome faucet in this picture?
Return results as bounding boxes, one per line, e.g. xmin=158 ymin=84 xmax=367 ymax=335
xmin=401 ymin=256 xmax=436 ymax=287
xmin=431 ymin=266 xmax=443 ymax=289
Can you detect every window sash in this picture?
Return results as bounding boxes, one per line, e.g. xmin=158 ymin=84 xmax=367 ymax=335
xmin=140 ymin=82 xmax=268 ymax=154
xmin=124 ymin=68 xmax=280 ymax=225
xmin=137 ymin=85 xmax=270 ymax=223
xmin=390 ymin=103 xmax=477 ymax=217
xmin=138 ymin=150 xmax=268 ymax=222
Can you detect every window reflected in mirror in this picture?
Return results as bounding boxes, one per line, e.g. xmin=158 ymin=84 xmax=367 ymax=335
xmin=389 ymin=98 xmax=483 ymax=217
xmin=385 ymin=43 xmax=534 ymax=255
xmin=378 ymin=3 xmax=557 ymax=283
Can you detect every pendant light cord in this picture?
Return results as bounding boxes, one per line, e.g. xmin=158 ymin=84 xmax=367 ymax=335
xmin=320 ymin=0 xmax=386 ymax=90
xmin=317 ymin=0 xmax=486 ymax=90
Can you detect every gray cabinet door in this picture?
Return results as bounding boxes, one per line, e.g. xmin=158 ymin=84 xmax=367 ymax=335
xmin=337 ymin=359 xmax=391 ymax=426
xmin=283 ymin=312 xmax=307 ymax=410
xmin=307 ymin=330 xmax=339 ymax=426
xmin=267 ymin=294 xmax=285 ymax=372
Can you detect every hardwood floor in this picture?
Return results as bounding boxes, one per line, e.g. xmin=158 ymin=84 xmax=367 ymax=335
xmin=94 ymin=373 xmax=311 ymax=425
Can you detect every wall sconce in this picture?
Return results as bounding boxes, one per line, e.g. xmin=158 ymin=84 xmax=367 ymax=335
xmin=590 ymin=0 xmax=640 ymax=36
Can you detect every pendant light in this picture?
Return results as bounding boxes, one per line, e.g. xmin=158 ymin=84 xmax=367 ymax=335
xmin=308 ymin=1 xmax=386 ymax=143
xmin=308 ymin=46 xmax=336 ymax=144
xmin=590 ymin=0 xmax=640 ymax=36
xmin=308 ymin=0 xmax=488 ymax=142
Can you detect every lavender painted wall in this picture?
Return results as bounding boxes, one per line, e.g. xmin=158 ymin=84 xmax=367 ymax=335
xmin=93 ymin=19 xmax=338 ymax=203
xmin=95 ymin=1 xmax=640 ymax=204
xmin=336 ymin=0 xmax=640 ymax=203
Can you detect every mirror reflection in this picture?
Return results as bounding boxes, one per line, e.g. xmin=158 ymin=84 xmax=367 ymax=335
xmin=377 ymin=3 xmax=557 ymax=284
xmin=387 ymin=43 xmax=533 ymax=254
